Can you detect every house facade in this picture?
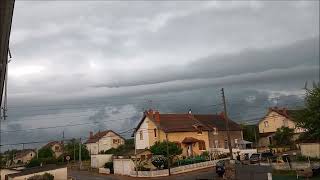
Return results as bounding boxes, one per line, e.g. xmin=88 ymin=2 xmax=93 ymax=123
xmin=258 ymin=107 xmax=305 ymax=148
xmin=134 ymin=110 xmax=243 ymax=157
xmin=13 ymin=149 xmax=36 ymax=164
xmin=85 ymin=130 xmax=125 ymax=155
xmin=43 ymin=141 xmax=63 ymax=158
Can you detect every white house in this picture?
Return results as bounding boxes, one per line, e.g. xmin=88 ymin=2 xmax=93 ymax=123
xmin=85 ymin=130 xmax=125 ymax=155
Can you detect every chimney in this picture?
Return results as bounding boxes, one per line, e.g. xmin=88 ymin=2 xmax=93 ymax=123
xmin=148 ymin=109 xmax=154 ymax=116
xmin=154 ymin=111 xmax=160 ymax=123
xmin=90 ymin=132 xmax=93 ymax=138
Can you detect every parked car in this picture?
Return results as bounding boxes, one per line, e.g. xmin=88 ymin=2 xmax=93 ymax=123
xmin=250 ymin=152 xmax=275 ymax=164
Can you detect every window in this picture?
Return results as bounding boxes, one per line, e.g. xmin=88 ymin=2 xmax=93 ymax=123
xmin=141 ymin=155 xmax=146 ymax=161
xmin=264 ymin=121 xmax=269 ymax=127
xmin=198 ymin=141 xmax=206 ymax=150
xmin=234 ymin=139 xmax=238 ymax=148
xmin=30 ymin=153 xmax=33 ymax=157
xmin=197 ymin=130 xmax=202 ymax=135
xmin=113 ymin=139 xmax=120 ymax=144
xmin=283 ymin=120 xmax=288 ymax=127
xmin=224 ymin=140 xmax=228 ymax=149
xmin=174 ymin=142 xmax=181 ymax=148
xmin=213 ymin=128 xmax=218 ymax=135
xmin=154 ymin=128 xmax=157 ymax=137
xmin=55 ymin=146 xmax=60 ymax=151
xmin=139 ymin=131 xmax=143 ymax=140
xmin=214 ymin=140 xmax=219 ymax=148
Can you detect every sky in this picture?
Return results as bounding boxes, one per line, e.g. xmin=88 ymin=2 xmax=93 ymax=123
xmin=0 ymin=1 xmax=319 ymax=150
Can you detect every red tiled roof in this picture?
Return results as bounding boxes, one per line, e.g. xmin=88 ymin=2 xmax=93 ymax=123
xmin=85 ymin=130 xmax=125 ymax=144
xmin=134 ymin=111 xmax=241 ymax=134
xmin=269 ymin=107 xmax=303 ymax=120
xmin=43 ymin=141 xmax=62 ymax=149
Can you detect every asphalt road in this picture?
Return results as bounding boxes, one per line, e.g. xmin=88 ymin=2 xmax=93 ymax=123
xmin=69 ymin=165 xmax=271 ymax=180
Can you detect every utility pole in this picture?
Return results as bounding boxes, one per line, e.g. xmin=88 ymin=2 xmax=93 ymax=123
xmin=73 ymin=139 xmax=76 ymax=163
xmin=79 ymin=138 xmax=82 ymax=169
xmin=221 ymin=88 xmax=233 ymax=160
xmin=134 ymin=129 xmax=138 ymax=176
xmin=165 ymin=133 xmax=171 ymax=176
xmin=62 ymin=131 xmax=64 ymax=163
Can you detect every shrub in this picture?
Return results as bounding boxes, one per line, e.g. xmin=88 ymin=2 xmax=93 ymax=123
xmin=27 ymin=173 xmax=54 ymax=180
xmin=26 ymin=158 xmax=41 ymax=168
xmin=104 ymin=162 xmax=114 ymax=173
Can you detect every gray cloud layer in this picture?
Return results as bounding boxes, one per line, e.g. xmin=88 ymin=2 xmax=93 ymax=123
xmin=0 ymin=1 xmax=318 ymax=150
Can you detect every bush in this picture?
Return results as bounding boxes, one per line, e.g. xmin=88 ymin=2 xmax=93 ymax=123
xmin=26 ymin=158 xmax=41 ymax=168
xmin=104 ymin=162 xmax=114 ymax=173
xmin=27 ymin=173 xmax=54 ymax=180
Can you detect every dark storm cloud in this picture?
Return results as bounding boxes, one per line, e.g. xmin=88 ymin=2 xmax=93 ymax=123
xmin=1 ymin=1 xmax=319 ymax=150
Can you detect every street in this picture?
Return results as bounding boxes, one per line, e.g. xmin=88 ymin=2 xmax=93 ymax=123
xmin=69 ymin=165 xmax=271 ymax=180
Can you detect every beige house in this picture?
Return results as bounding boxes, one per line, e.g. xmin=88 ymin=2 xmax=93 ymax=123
xmin=85 ymin=130 xmax=125 ymax=155
xmin=43 ymin=141 xmax=64 ymax=158
xmin=258 ymin=107 xmax=306 ymax=148
xmin=13 ymin=149 xmax=36 ymax=164
xmin=134 ymin=110 xmax=243 ymax=157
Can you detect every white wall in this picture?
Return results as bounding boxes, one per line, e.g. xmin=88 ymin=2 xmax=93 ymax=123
xmin=135 ymin=117 xmax=150 ymax=149
xmin=300 ymin=143 xmax=320 ymax=158
xmin=91 ymin=154 xmax=113 ymax=168
xmin=114 ymin=159 xmax=135 ymax=175
xmin=1 ymin=169 xmax=19 ymax=180
xmin=8 ymin=167 xmax=67 ymax=180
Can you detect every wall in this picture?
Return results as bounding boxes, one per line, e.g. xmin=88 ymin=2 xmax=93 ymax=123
xmin=91 ymin=154 xmax=113 ymax=168
xmin=114 ymin=159 xmax=135 ymax=175
xmin=300 ymin=143 xmax=320 ymax=158
xmin=0 ymin=169 xmax=19 ymax=180
xmin=135 ymin=117 xmax=150 ymax=149
xmin=210 ymin=148 xmax=257 ymax=159
xmin=8 ymin=167 xmax=67 ymax=180
xmin=129 ymin=158 xmax=229 ymax=177
xmin=208 ymin=130 xmax=243 ymax=149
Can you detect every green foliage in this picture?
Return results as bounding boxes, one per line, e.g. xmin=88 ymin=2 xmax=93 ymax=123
xmin=64 ymin=140 xmax=90 ymax=161
xmin=38 ymin=147 xmax=54 ymax=159
xmin=295 ymin=155 xmax=320 ymax=162
xmin=104 ymin=162 xmax=114 ymax=173
xmin=241 ymin=124 xmax=259 ymax=143
xmin=103 ymin=139 xmax=134 ymax=156
xmin=174 ymin=156 xmax=206 ymax=166
xmin=26 ymin=158 xmax=41 ymax=168
xmin=273 ymin=127 xmax=294 ymax=146
xmin=150 ymin=141 xmax=182 ymax=157
xmin=294 ymin=86 xmax=320 ymax=140
xmin=27 ymin=173 xmax=54 ymax=180
xmin=201 ymin=151 xmax=210 ymax=160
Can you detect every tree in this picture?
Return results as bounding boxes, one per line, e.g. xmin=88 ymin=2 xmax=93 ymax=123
xmin=241 ymin=124 xmax=259 ymax=143
xmin=38 ymin=147 xmax=54 ymax=159
xmin=273 ymin=127 xmax=294 ymax=146
xmin=294 ymin=86 xmax=320 ymax=140
xmin=103 ymin=139 xmax=134 ymax=156
xmin=150 ymin=141 xmax=182 ymax=157
xmin=64 ymin=139 xmax=90 ymax=161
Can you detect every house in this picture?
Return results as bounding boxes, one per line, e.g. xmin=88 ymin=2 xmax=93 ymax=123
xmin=85 ymin=130 xmax=125 ymax=155
xmin=133 ymin=109 xmax=243 ymax=157
xmin=258 ymin=107 xmax=306 ymax=148
xmin=13 ymin=149 xmax=36 ymax=164
xmin=43 ymin=141 xmax=64 ymax=158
